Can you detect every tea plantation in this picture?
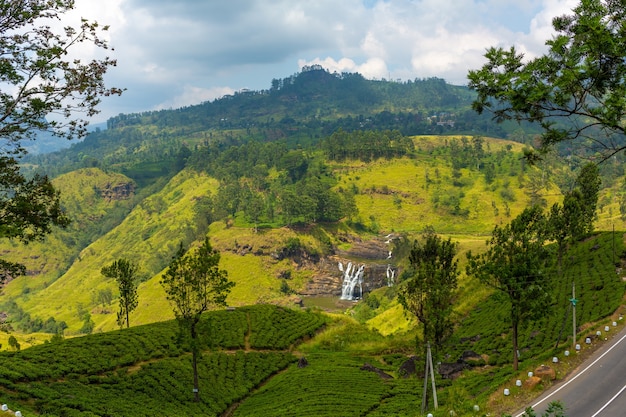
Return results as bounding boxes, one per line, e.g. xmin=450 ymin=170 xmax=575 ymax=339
xmin=0 ymin=233 xmax=623 ymax=416
xmin=0 ymin=305 xmax=327 ymax=416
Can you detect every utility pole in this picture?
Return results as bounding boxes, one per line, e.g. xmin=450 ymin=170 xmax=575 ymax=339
xmin=421 ymin=342 xmax=438 ymax=413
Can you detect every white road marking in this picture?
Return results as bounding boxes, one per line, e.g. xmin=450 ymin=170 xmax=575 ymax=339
xmin=514 ymin=331 xmax=626 ymax=417
xmin=589 ymin=382 xmax=626 ymax=417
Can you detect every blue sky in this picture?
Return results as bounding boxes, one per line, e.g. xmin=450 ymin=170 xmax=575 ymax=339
xmin=67 ymin=0 xmax=578 ymax=123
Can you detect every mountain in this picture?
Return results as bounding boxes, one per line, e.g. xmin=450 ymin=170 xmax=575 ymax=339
xmin=0 ymin=68 xmax=623 ymax=416
xmin=4 ymin=68 xmax=625 ymax=333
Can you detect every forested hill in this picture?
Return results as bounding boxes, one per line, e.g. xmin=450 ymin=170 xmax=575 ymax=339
xmin=25 ymin=67 xmax=528 ymax=181
xmin=5 ymin=65 xmax=626 ymax=340
xmin=106 ymin=67 xmax=481 ymax=135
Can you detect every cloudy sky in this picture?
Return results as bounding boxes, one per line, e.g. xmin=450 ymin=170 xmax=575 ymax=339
xmin=66 ymin=0 xmax=578 ymax=123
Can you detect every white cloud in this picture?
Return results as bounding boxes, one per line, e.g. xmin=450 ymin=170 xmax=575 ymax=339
xmin=522 ymin=0 xmax=578 ymax=55
xmin=62 ymin=0 xmax=587 ymax=121
xmin=298 ymin=57 xmax=389 ymax=80
xmin=156 ymin=86 xmax=235 ymax=111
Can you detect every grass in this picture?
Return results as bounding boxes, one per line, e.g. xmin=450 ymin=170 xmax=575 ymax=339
xmin=3 ymin=133 xmax=620 ymax=338
xmin=0 ymin=135 xmax=624 ymax=415
xmin=332 ymin=136 xmax=560 ymax=235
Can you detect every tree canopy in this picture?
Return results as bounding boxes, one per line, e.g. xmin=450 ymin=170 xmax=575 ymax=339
xmin=397 ymin=228 xmax=459 ymax=353
xmin=161 ymin=237 xmax=234 ymax=402
xmin=0 ymin=0 xmax=120 ymax=280
xmin=468 ymin=0 xmax=626 ymax=161
xmin=101 ymin=258 xmax=139 ymax=329
xmin=466 ymin=206 xmax=552 ymax=370
xmin=0 ymin=0 xmax=122 ymax=150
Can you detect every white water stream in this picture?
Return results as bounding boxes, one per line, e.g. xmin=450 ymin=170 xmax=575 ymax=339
xmin=338 ymin=262 xmax=364 ymax=300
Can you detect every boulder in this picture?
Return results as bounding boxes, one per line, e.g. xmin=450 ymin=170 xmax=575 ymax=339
xmin=460 ymin=350 xmax=485 ymax=366
xmin=524 ymin=376 xmax=542 ymax=389
xmin=398 ymin=356 xmax=419 ymax=378
xmin=534 ymin=365 xmax=556 ymax=381
xmin=438 ymin=361 xmax=467 ymax=379
xmin=361 ymin=363 xmax=393 ymax=379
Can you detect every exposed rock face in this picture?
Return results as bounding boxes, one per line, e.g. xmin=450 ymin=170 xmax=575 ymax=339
xmin=438 ymin=350 xmax=488 ymax=380
xmin=98 ymin=182 xmax=135 ymax=202
xmin=300 ymin=235 xmax=399 ymax=297
xmin=300 ymin=256 xmax=393 ymax=297
xmin=398 ymin=356 xmax=420 ymax=378
xmin=335 ymin=236 xmax=391 ymax=260
xmin=438 ymin=361 xmax=468 ymax=379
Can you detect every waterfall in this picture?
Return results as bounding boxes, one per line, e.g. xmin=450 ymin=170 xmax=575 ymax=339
xmin=339 ymin=262 xmax=364 ymax=300
xmin=386 ymin=264 xmax=395 ymax=286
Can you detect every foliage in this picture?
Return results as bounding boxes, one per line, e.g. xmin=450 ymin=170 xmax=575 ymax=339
xmin=7 ymin=335 xmax=19 ymax=351
xmin=575 ymin=162 xmax=601 ymax=235
xmin=468 ymin=0 xmax=626 ymax=161
xmin=161 ymin=237 xmax=234 ymax=401
xmin=547 ymin=162 xmax=601 ymax=271
xmin=466 ymin=206 xmax=552 ymax=370
xmin=162 ymin=238 xmax=234 ymax=324
xmin=101 ymin=258 xmax=139 ymax=328
xmin=232 ymin=352 xmax=410 ymax=417
xmin=0 ymin=0 xmax=120 ymax=282
xmin=0 ymin=300 xmax=67 ymax=334
xmin=0 ymin=0 xmax=121 ymax=146
xmin=455 ymin=231 xmax=624 ymax=372
xmin=0 ymin=156 xmax=70 ymax=281
xmin=505 ymin=401 xmax=566 ymax=417
xmin=321 ymin=128 xmax=415 ymax=162
xmin=0 ymin=305 xmax=326 ymax=416
xmin=397 ymin=228 xmax=459 ymax=353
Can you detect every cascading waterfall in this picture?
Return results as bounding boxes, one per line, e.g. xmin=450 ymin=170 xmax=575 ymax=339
xmin=386 ymin=264 xmax=395 ymax=286
xmin=339 ymin=261 xmax=364 ymax=300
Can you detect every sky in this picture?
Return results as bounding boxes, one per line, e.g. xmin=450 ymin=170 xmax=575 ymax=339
xmin=65 ymin=0 xmax=579 ymax=124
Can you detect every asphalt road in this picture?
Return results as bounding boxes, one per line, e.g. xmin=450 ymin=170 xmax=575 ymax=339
xmin=514 ymin=323 xmax=626 ymax=417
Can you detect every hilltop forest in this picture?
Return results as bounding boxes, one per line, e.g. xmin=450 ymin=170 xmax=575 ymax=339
xmin=0 ymin=68 xmax=624 ymax=416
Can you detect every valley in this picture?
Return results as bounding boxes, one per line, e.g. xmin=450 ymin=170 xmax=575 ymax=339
xmin=0 ymin=69 xmax=624 ymax=416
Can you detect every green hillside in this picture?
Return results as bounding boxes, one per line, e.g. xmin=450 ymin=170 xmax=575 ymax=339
xmin=0 ymin=305 xmax=328 ymax=416
xmin=0 ymin=69 xmax=624 ymax=416
xmin=2 ymin=134 xmax=568 ymax=335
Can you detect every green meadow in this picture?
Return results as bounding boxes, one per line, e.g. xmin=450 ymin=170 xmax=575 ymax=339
xmin=0 ymin=133 xmax=624 ymax=416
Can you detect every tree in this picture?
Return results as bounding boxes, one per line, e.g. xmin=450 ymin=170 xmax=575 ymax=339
xmin=1 ymin=1 xmax=121 ymax=147
xmin=547 ymin=190 xmax=585 ymax=273
xmin=8 ymin=335 xmax=20 ymax=351
xmin=397 ymin=228 xmax=459 ymax=353
xmin=547 ymin=162 xmax=601 ymax=269
xmin=0 ymin=156 xmax=70 ymax=281
xmin=467 ymin=0 xmax=626 ymax=161
xmin=575 ymin=162 xmax=601 ymax=235
xmin=161 ymin=237 xmax=234 ymax=402
xmin=0 ymin=1 xmax=121 ymax=280
xmin=101 ymin=258 xmax=139 ymax=328
xmin=466 ymin=206 xmax=552 ymax=370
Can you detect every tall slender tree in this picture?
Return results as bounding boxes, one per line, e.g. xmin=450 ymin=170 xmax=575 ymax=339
xmin=547 ymin=162 xmax=601 ymax=271
xmin=398 ymin=228 xmax=459 ymax=354
xmin=575 ymin=162 xmax=601 ymax=235
xmin=101 ymin=259 xmax=139 ymax=329
xmin=161 ymin=237 xmax=234 ymax=402
xmin=466 ymin=206 xmax=552 ymax=370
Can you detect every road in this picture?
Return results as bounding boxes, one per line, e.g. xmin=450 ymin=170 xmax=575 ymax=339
xmin=514 ymin=324 xmax=626 ymax=417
